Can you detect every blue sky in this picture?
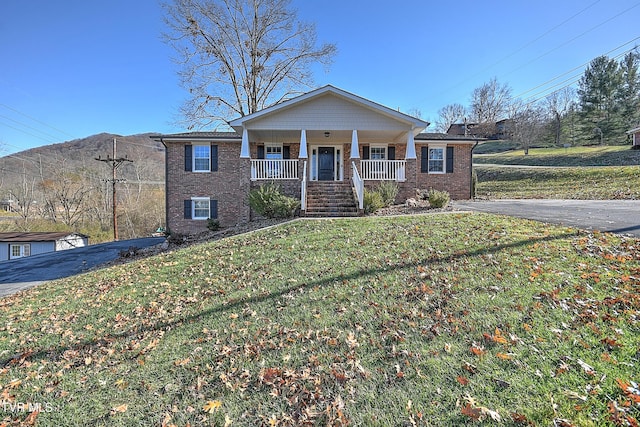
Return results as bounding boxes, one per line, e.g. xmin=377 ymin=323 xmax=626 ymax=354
xmin=1 ymin=0 xmax=638 ymax=155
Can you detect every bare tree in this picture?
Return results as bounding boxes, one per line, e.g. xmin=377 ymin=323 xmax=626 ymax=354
xmin=544 ymin=87 xmax=575 ymax=146
xmin=470 ymin=77 xmax=512 ymax=137
xmin=509 ymin=100 xmax=545 ymax=155
xmin=9 ymin=161 xmax=37 ymax=230
xmin=435 ymin=103 xmax=466 ymax=133
xmin=163 ymin=0 xmax=337 ymax=128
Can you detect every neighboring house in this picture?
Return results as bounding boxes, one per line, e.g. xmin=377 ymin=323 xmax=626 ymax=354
xmin=447 ymin=120 xmax=512 ymax=139
xmin=0 ymin=198 xmax=16 ymax=213
xmin=446 ymin=122 xmax=478 ymax=137
xmin=627 ymin=125 xmax=640 ymax=147
xmin=0 ymin=232 xmax=89 ymax=260
xmin=152 ymin=85 xmax=479 ymax=235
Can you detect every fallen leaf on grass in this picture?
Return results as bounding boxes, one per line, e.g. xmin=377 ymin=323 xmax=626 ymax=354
xmin=562 ymin=390 xmax=587 ymax=402
xmin=111 ymin=404 xmax=128 ymax=414
xmin=576 ymin=359 xmax=596 ymax=376
xmin=203 ymin=400 xmax=222 ymax=414
xmin=470 ymin=344 xmax=486 ymax=356
xmin=456 ymin=376 xmax=469 ymax=386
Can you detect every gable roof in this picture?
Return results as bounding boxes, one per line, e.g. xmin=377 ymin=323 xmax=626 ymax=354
xmin=0 ymin=232 xmax=88 ymax=243
xmin=229 ymin=85 xmax=429 ymax=132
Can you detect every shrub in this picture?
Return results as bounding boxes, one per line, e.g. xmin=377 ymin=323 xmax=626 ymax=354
xmin=416 ymin=188 xmax=429 ymax=201
xmin=363 ymin=189 xmax=385 ymax=214
xmin=248 ymin=182 xmax=300 ymax=219
xmin=428 ymin=189 xmax=450 ymax=208
xmin=207 ymin=219 xmax=220 ymax=232
xmin=377 ymin=181 xmax=399 ymax=207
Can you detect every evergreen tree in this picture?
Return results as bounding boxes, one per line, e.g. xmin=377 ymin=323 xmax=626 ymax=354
xmin=618 ymin=51 xmax=640 ymax=131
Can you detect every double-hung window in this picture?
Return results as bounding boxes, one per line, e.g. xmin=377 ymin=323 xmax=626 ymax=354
xmin=10 ymin=244 xmax=30 ymax=259
xmin=428 ymin=146 xmax=445 ymax=173
xmin=193 ymin=145 xmax=211 ymax=172
xmin=192 ymin=197 xmax=210 ymax=220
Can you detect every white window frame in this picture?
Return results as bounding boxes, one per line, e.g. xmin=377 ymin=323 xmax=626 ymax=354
xmin=191 ymin=197 xmax=210 ymax=220
xmin=193 ymin=144 xmax=211 ymax=172
xmin=370 ymin=144 xmax=387 ymax=160
xmin=10 ymin=243 xmax=30 ymax=259
xmin=428 ymin=145 xmax=446 ymax=174
xmin=265 ymin=143 xmax=283 ymax=159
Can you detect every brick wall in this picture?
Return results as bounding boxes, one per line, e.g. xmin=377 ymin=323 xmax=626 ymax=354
xmin=359 ymin=143 xmax=473 ymax=203
xmin=166 ymin=141 xmax=245 ymax=234
xmin=166 ymin=139 xmax=473 ymax=234
xmin=415 ymin=144 xmax=473 ymax=200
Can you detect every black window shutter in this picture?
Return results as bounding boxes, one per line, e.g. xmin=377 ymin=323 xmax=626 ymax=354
xmin=209 ymin=199 xmax=218 ymax=219
xmin=257 ymin=145 xmax=265 ymax=159
xmin=184 ymin=145 xmax=192 ymax=172
xmin=184 ymin=200 xmax=192 ymax=219
xmin=210 ymin=145 xmax=218 ymax=171
xmin=283 ymin=145 xmax=290 ymax=160
xmin=388 ymin=146 xmax=395 ymax=160
xmin=420 ymin=146 xmax=428 ymax=173
xmin=362 ymin=146 xmax=370 ymax=160
xmin=446 ymin=146 xmax=454 ymax=173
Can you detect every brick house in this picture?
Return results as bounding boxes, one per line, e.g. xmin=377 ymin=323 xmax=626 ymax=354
xmin=152 ymin=86 xmax=479 ymax=235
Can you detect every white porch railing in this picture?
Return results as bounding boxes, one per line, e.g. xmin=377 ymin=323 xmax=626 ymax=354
xmin=301 ymin=161 xmax=307 ymax=211
xmin=351 ymin=161 xmax=364 ymax=210
xmin=360 ymin=160 xmax=406 ymax=181
xmin=251 ymin=159 xmax=298 ymax=180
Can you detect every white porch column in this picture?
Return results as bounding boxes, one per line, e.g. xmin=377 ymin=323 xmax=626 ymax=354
xmin=240 ymin=128 xmax=250 ymax=158
xmin=405 ymin=130 xmax=416 ymax=159
xmin=350 ymin=129 xmax=360 ymax=159
xmin=299 ymin=129 xmax=308 ymax=158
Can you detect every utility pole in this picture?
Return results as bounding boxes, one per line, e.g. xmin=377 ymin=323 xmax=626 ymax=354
xmin=95 ymin=138 xmax=132 ymax=241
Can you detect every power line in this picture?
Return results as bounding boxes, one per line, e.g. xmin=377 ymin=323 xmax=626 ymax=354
xmin=0 ymin=114 xmax=62 ymax=143
xmin=0 ymin=103 xmax=77 ymax=140
xmin=515 ymin=37 xmax=640 ymax=100
xmin=521 ymin=45 xmax=639 ymax=106
xmin=431 ymin=0 xmax=606 ymax=99
xmin=501 ymin=2 xmax=640 ymax=80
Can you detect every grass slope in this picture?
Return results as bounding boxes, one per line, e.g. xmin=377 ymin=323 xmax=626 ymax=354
xmin=476 ymin=165 xmax=640 ymax=200
xmin=474 ymin=145 xmax=640 ymax=167
xmin=0 ymin=214 xmax=639 ymax=426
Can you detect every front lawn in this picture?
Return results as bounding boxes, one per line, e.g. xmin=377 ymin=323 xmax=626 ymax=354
xmin=0 ymin=214 xmax=638 ymax=426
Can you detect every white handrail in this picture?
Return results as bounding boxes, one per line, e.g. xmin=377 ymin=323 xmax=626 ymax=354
xmin=351 ymin=161 xmax=364 ymax=210
xmin=360 ymin=160 xmax=406 ymax=181
xmin=301 ymin=160 xmax=307 ymax=211
xmin=250 ymin=159 xmax=298 ymax=180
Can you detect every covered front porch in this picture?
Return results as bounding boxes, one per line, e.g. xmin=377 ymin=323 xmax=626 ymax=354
xmin=240 ymin=127 xmax=420 ymax=211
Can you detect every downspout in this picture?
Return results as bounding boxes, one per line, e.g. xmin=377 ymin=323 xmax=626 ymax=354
xmin=155 ymin=137 xmax=169 ymax=234
xmin=470 ymin=139 xmax=479 ymax=199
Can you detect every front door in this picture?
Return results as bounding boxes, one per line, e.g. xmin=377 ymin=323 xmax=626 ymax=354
xmin=318 ymin=147 xmax=335 ymax=181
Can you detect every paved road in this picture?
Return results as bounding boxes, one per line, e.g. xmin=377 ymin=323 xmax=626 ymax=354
xmin=453 ymin=199 xmax=640 ymax=237
xmin=0 ymin=237 xmax=165 ymax=297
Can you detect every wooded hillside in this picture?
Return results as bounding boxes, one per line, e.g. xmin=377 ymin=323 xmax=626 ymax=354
xmin=0 ymin=133 xmax=165 ymax=242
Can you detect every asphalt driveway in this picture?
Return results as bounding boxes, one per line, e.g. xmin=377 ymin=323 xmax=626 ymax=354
xmin=0 ymin=237 xmax=165 ymax=297
xmin=453 ymin=199 xmax=640 ymax=237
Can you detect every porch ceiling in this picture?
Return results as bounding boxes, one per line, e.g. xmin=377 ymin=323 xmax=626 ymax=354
xmin=248 ymin=129 xmax=409 ymax=144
